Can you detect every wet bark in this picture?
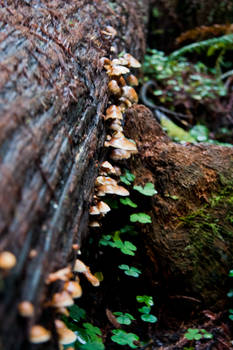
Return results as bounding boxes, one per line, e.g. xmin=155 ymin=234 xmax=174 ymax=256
xmin=125 ymin=105 xmax=233 ymax=308
xmin=0 ymin=1 xmax=149 ymax=349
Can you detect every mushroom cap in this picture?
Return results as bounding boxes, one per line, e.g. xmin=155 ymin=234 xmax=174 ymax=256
xmin=97 ymin=201 xmax=111 ymax=214
xmin=111 ymin=58 xmax=128 ymax=66
xmin=89 ymin=205 xmax=101 ymax=215
xmin=105 ymin=105 xmax=123 ymax=120
xmin=108 ymin=80 xmax=121 ymax=95
xmin=64 ymin=281 xmax=82 ymax=299
xmin=127 ymin=74 xmax=139 ymax=86
xmin=118 ymin=76 xmax=126 ymax=86
xmin=89 ymin=221 xmax=101 ymax=227
xmin=124 ymin=53 xmax=141 ymax=68
xmin=29 ymin=325 xmax=51 ymax=344
xmin=105 ymin=132 xmax=137 ymax=151
xmin=96 ymin=176 xmax=118 ymax=186
xmin=0 ymin=251 xmax=16 ymax=270
xmin=110 ymin=148 xmax=132 ymax=160
xmin=107 ymin=64 xmax=130 ymax=76
xmin=100 ymin=161 xmax=116 ymax=175
xmin=55 ymin=320 xmax=77 ymax=345
xmin=18 ymin=301 xmax=34 ymax=317
xmin=119 ymin=97 xmax=132 ymax=109
xmin=51 ymin=291 xmax=74 ymax=308
xmin=46 ymin=266 xmax=72 ymax=284
xmin=122 ymin=86 xmax=138 ymax=103
xmin=73 ymin=259 xmax=87 ymax=273
xmin=97 ymin=184 xmax=129 ymax=196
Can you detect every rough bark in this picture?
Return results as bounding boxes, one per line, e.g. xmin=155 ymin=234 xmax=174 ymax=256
xmin=125 ymin=105 xmax=233 ymax=308
xmin=0 ymin=1 xmax=149 ymax=349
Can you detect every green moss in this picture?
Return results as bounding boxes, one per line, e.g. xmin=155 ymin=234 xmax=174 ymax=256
xmin=177 ymin=184 xmax=233 ymax=298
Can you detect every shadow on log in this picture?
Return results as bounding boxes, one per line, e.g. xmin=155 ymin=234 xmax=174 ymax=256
xmin=125 ymin=105 xmax=233 ymax=309
xmin=0 ymin=1 xmax=149 ymax=349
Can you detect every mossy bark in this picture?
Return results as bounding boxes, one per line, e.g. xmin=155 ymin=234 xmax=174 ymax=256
xmin=125 ymin=105 xmax=233 ymax=308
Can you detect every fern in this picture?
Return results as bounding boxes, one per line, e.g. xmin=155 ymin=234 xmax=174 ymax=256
xmin=170 ymin=34 xmax=233 ymax=59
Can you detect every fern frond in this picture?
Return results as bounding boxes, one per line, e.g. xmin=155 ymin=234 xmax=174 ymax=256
xmin=170 ymin=34 xmax=233 ymax=59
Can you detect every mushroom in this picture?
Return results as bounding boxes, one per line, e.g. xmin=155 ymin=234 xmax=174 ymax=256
xmin=119 ymin=97 xmax=132 ymax=109
xmin=110 ymin=149 xmax=132 ymax=161
xmin=50 ymin=291 xmax=74 ymax=308
xmin=89 ymin=221 xmax=101 ymax=227
xmin=46 ymin=266 xmax=72 ymax=284
xmin=108 ymin=80 xmax=121 ymax=96
xmin=106 ymin=64 xmax=130 ymax=76
xmin=97 ymin=184 xmax=129 ymax=196
xmin=73 ymin=259 xmax=87 ymax=273
xmin=56 ymin=307 xmax=70 ymax=317
xmin=0 ymin=251 xmax=16 ymax=270
xmin=104 ymin=105 xmax=123 ymax=120
xmin=90 ymin=201 xmax=111 ymax=215
xmin=111 ymin=57 xmax=128 ymax=66
xmin=89 ymin=205 xmax=101 ymax=215
xmin=95 ymin=176 xmax=118 ymax=186
xmin=118 ymin=76 xmax=126 ymax=86
xmin=29 ymin=325 xmax=51 ymax=344
xmin=124 ymin=53 xmax=141 ymax=68
xmin=99 ymin=57 xmax=110 ymax=67
xmin=101 ymin=26 xmax=117 ymax=38
xmin=113 ymin=166 xmax=122 ymax=176
xmin=55 ymin=320 xmax=77 ymax=345
xmin=104 ymin=132 xmax=138 ymax=152
xmin=122 ymin=86 xmax=138 ymax=103
xmin=109 ymin=120 xmax=123 ymax=132
xmin=100 ymin=161 xmax=116 ymax=175
xmin=127 ymin=74 xmax=139 ymax=86
xmin=64 ymin=281 xmax=82 ymax=299
xmin=18 ymin=301 xmax=34 ymax=317
xmin=83 ymin=267 xmax=100 ymax=287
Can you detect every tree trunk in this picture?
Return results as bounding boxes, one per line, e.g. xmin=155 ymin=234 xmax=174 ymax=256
xmin=124 ymin=105 xmax=233 ymax=309
xmin=0 ymin=1 xmax=149 ymax=349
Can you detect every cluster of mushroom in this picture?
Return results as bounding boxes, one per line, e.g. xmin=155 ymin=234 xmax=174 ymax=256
xmin=89 ymin=53 xmax=140 ymax=227
xmin=17 ymin=258 xmax=97 ymax=347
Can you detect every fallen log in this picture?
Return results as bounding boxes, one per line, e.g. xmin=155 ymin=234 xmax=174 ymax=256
xmin=125 ymin=105 xmax=233 ymax=309
xmin=0 ymin=1 xmax=149 ymax=349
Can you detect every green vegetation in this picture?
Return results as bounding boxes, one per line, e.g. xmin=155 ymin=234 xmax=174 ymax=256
xmin=184 ymin=328 xmax=213 ymax=341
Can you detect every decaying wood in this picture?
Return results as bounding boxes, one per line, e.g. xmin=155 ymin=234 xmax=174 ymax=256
xmin=125 ymin=105 xmax=233 ymax=308
xmin=0 ymin=1 xmax=149 ymax=349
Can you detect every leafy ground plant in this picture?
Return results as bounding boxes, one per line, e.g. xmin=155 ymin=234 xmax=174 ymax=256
xmin=99 ymin=235 xmax=137 ymax=256
xmin=118 ymin=264 xmax=141 ymax=277
xmin=113 ymin=312 xmax=135 ymax=325
xmin=136 ymin=295 xmax=157 ymax=323
xmin=130 ymin=213 xmax=152 ymax=224
xmin=111 ymin=329 xmax=139 ymax=348
xmin=184 ymin=328 xmax=213 ymax=341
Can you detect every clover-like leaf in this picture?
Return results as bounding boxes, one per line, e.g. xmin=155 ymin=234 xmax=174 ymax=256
xmin=120 ymin=197 xmax=138 ymax=208
xmin=120 ymin=170 xmax=136 ymax=185
xmin=141 ymin=314 xmax=157 ymax=323
xmin=130 ymin=213 xmax=152 ymax=224
xmin=111 ymin=329 xmax=139 ymax=348
xmin=113 ymin=312 xmax=135 ymax=325
xmin=138 ymin=306 xmax=151 ymax=314
xmin=118 ymin=264 xmax=141 ymax=277
xmin=69 ymin=305 xmax=86 ymax=322
xmin=136 ymin=295 xmax=154 ymax=307
xmin=133 ymin=183 xmax=157 ymax=196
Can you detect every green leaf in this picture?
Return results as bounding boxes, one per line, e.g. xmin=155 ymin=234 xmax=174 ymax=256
xmin=229 ymin=270 xmax=233 ymax=277
xmin=80 ymin=342 xmax=105 ymax=350
xmin=113 ymin=312 xmax=135 ymax=325
xmin=138 ymin=306 xmax=151 ymax=314
xmin=111 ymin=330 xmax=139 ymax=348
xmin=130 ymin=213 xmax=152 ymax=224
xmin=82 ymin=323 xmax=102 ymax=337
xmin=118 ymin=264 xmax=141 ymax=277
xmin=133 ymin=183 xmax=157 ymax=196
xmin=120 ymin=170 xmax=135 ymax=185
xmin=227 ymin=289 xmax=233 ymax=298
xmin=69 ymin=305 xmax=86 ymax=322
xmin=120 ymin=198 xmax=138 ymax=208
xmin=136 ymin=295 xmax=154 ymax=307
xmin=141 ymin=314 xmax=158 ymax=323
